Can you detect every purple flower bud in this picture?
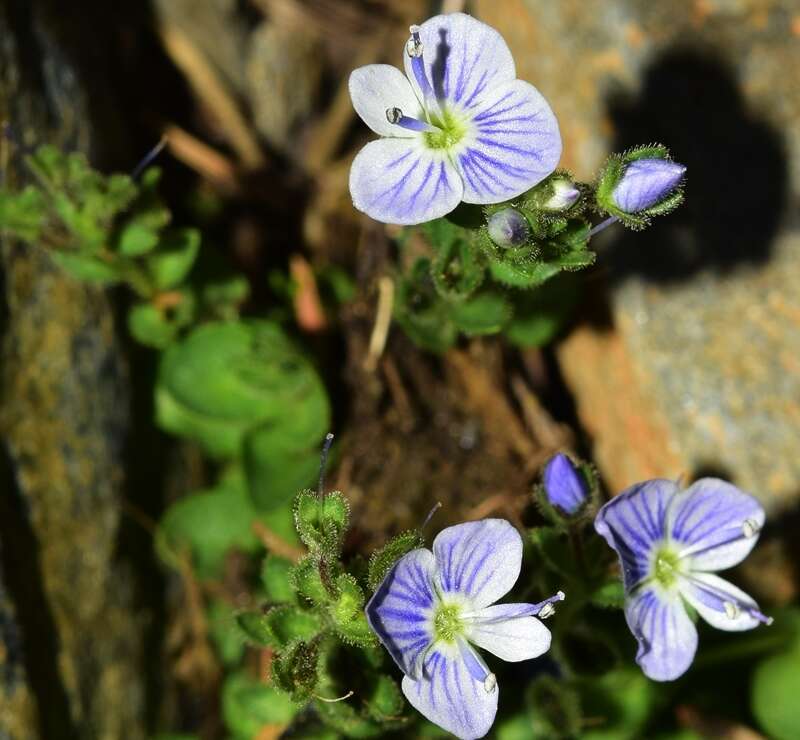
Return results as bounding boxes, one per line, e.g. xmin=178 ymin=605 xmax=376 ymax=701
xmin=487 ymin=208 xmax=530 ymax=248
xmin=611 ymin=158 xmax=686 ymax=214
xmin=544 ymin=178 xmax=580 ymax=211
xmin=543 ymin=453 xmax=588 ymax=514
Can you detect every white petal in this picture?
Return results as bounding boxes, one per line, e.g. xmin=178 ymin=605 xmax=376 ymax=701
xmin=402 ymin=648 xmax=497 ymax=740
xmin=403 ymin=13 xmax=515 ymax=109
xmin=349 ymin=138 xmax=463 ymax=225
xmin=432 ymin=519 xmax=522 ymax=609
xmin=466 ymin=604 xmax=551 ymax=662
xmin=667 ymin=478 xmax=765 ymax=571
xmin=364 ymin=548 xmax=437 ymax=679
xmin=625 ymin=587 xmax=698 ymax=681
xmin=679 ymin=572 xmax=765 ymax=632
xmin=455 ymin=80 xmax=561 ymax=204
xmin=349 ymin=64 xmax=423 ymax=137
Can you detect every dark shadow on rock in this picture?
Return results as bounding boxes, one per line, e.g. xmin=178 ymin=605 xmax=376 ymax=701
xmin=603 ymin=47 xmax=788 ymax=284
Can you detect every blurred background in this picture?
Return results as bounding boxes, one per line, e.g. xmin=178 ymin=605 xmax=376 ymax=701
xmin=0 ymin=0 xmax=798 ymax=738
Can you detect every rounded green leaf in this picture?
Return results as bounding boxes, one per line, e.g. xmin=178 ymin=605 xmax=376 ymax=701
xmin=222 ymin=672 xmax=297 ymax=739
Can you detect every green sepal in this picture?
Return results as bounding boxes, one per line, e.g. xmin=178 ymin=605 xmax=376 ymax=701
xmin=235 ymin=610 xmax=275 ymax=647
xmin=367 ymin=530 xmax=424 ymax=591
xmin=293 ymin=490 xmax=350 ymax=559
xmin=517 ymin=169 xmax=587 ymax=216
xmin=526 ymin=674 xmax=582 ymax=740
xmin=328 ymin=573 xmax=377 ymax=648
xmin=594 ymin=144 xmax=684 ymax=230
xmin=271 ymin=637 xmax=322 ymax=703
xmin=261 ymin=555 xmax=295 ymax=604
xmin=290 ymin=556 xmax=333 ymax=605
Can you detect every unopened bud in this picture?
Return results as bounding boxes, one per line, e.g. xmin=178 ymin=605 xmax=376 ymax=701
xmin=542 ymin=453 xmax=588 ymax=515
xmin=544 ymin=178 xmax=580 ymax=211
xmin=487 ymin=208 xmax=530 ymax=248
xmin=611 ymin=158 xmax=686 ymax=214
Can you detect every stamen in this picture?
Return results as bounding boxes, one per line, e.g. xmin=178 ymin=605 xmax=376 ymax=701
xmin=483 ymin=673 xmax=497 ymax=694
xmin=536 ymin=590 xmax=566 ymax=620
xmin=385 ymin=107 xmax=439 ymax=134
xmin=750 ymin=609 xmax=774 ymax=626
xmin=405 ymin=24 xmax=441 ymax=115
xmin=724 ymin=601 xmax=740 ymax=620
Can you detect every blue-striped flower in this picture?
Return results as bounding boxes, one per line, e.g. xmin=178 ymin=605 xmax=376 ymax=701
xmin=542 ymin=453 xmax=589 ymax=515
xmin=348 ymin=13 xmax=562 ymax=225
xmin=595 ymin=478 xmax=771 ymax=682
xmin=366 ymin=519 xmax=564 ymax=739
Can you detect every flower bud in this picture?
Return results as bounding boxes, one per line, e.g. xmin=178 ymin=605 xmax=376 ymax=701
xmin=611 ymin=158 xmax=686 ymax=214
xmin=487 ymin=208 xmax=530 ymax=248
xmin=542 ymin=453 xmax=588 ymax=515
xmin=544 ymin=178 xmax=580 ymax=211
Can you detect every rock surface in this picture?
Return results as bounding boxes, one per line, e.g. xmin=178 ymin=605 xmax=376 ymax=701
xmin=0 ymin=1 xmax=145 ymax=738
xmin=476 ymin=0 xmax=800 ymax=510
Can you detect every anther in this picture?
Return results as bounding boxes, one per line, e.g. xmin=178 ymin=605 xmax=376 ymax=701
xmin=483 ymin=673 xmax=497 ymax=694
xmin=407 ymin=25 xmax=423 ymax=58
xmin=538 ymin=603 xmax=556 ymax=620
xmin=724 ymin=601 xmax=740 ymax=620
xmin=386 ymin=107 xmax=403 ymax=124
xmin=742 ymin=518 xmax=760 ymax=538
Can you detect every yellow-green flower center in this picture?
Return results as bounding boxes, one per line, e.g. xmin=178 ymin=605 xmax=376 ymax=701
xmin=424 ymin=108 xmax=467 ymax=150
xmin=433 ymin=603 xmax=464 ymax=643
xmin=653 ymin=546 xmax=682 ymax=588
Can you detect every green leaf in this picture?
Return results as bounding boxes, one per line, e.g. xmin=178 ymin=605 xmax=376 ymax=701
xmin=293 ymin=490 xmax=349 ymax=560
xmin=243 ymin=423 xmax=321 ymax=512
xmin=50 ymin=252 xmax=121 ymax=284
xmin=155 ymin=320 xmax=329 ymax=458
xmin=367 ymin=531 xmax=424 ymax=591
xmin=128 ymin=303 xmax=177 ymax=349
xmin=329 ymin=574 xmax=376 ymax=647
xmin=448 ymin=290 xmax=511 ymax=335
xmin=261 ymin=555 xmax=294 ymax=604
xmin=527 ymin=674 xmax=582 ymax=739
xmin=752 ymin=613 xmax=800 ymax=740
xmin=506 ymin=273 xmax=580 ymax=348
xmin=117 ymin=222 xmax=158 ymax=256
xmin=235 ymin=610 xmax=275 ymax=647
xmin=579 ymin=668 xmax=660 ymax=740
xmin=156 ymin=476 xmax=259 ymax=578
xmin=529 ymin=526 xmax=574 ymax=578
xmin=222 ymin=671 xmax=297 ymax=738
xmin=147 ymin=227 xmax=201 ymax=289
xmin=0 ymin=186 xmax=48 ymax=241
xmin=489 ymin=257 xmax=562 ymax=288
xmin=430 ymin=236 xmax=485 ymax=302
xmin=207 ymin=599 xmax=246 ymax=666
xmin=364 ymin=675 xmax=404 ymax=722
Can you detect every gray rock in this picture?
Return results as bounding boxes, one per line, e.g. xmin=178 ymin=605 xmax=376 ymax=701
xmin=477 ymin=0 xmax=800 ymax=510
xmin=0 ymin=1 xmax=145 ymax=737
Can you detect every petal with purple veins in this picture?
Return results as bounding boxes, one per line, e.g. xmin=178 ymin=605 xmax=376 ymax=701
xmin=365 ymin=548 xmax=437 ymax=678
xmin=595 ymin=479 xmax=679 ymax=590
xmin=625 ymin=587 xmax=698 ymax=681
xmin=455 ymin=79 xmax=561 ymax=204
xmin=466 ymin=604 xmax=551 ymax=662
xmin=402 ymin=648 xmax=498 ymax=740
xmin=432 ymin=519 xmax=522 ymax=609
xmin=403 ymin=13 xmax=515 ymax=109
xmin=349 ymin=138 xmax=463 ymax=225
xmin=667 ymin=478 xmax=765 ymax=571
xmin=348 ymin=64 xmax=424 ymax=137
xmin=679 ymin=572 xmax=767 ymax=631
